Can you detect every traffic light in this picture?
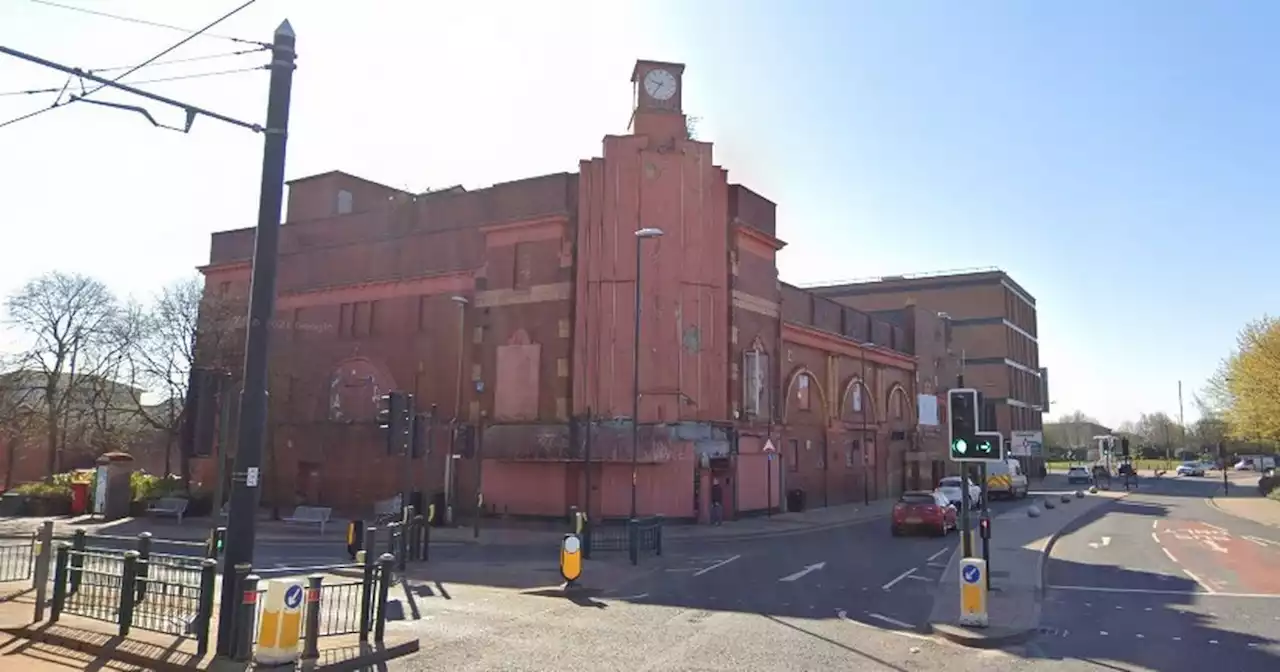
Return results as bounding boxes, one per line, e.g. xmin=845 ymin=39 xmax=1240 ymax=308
xmin=948 ymin=389 xmax=979 ymax=461
xmin=974 ymin=433 xmax=1000 ymax=459
xmin=377 ymin=392 xmax=412 ymax=455
xmin=978 ymin=516 xmax=991 ymax=540
xmin=411 ymin=404 xmax=437 ymax=458
xmin=1121 ymin=437 xmax=1130 ymax=457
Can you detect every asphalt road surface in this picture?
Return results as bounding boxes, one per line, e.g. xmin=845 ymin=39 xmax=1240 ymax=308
xmin=1017 ymin=473 xmax=1280 ymax=670
xmin=383 ymin=479 xmax=1070 ymax=671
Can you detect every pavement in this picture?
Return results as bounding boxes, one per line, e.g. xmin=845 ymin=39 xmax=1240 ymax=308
xmin=927 ymin=486 xmax=1128 ymax=647
xmin=1208 ymin=473 xmax=1280 ymax=528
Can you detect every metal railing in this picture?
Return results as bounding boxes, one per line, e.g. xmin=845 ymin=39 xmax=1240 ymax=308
xmin=0 ymin=535 xmax=35 ymax=582
xmin=570 ymin=510 xmax=664 ymax=565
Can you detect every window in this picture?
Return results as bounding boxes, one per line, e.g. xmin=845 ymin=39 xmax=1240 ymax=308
xmin=850 ymin=382 xmax=863 ymax=413
xmin=742 ymin=348 xmax=769 ymax=418
xmin=788 ymin=439 xmax=800 ymax=472
xmin=336 ymin=189 xmax=354 ymax=215
xmin=893 ymin=391 xmax=905 ymax=420
xmin=796 ymin=374 xmax=811 ymax=411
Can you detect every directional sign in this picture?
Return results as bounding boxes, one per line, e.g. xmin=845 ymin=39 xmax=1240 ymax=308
xmin=958 ymin=558 xmax=989 ymax=628
xmin=962 ymin=564 xmax=981 ymax=584
xmin=762 ymin=440 xmax=776 ymax=453
xmin=284 ymin=584 xmax=304 ymax=610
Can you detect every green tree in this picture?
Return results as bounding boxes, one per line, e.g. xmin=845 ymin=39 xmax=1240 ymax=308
xmin=1220 ymin=316 xmax=1280 ymax=446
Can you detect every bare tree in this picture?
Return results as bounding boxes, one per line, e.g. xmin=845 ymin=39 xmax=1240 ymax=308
xmin=0 ymin=355 xmax=46 ymax=488
xmin=5 ymin=272 xmax=120 ymax=476
xmin=121 ymin=277 xmax=241 ymax=485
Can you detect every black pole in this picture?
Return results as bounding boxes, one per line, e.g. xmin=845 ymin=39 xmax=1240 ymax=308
xmin=215 ymin=20 xmax=297 ymax=658
xmin=473 ymin=413 xmax=484 ymax=539
xmin=957 ymin=372 xmax=971 ymax=558
xmin=426 ymin=405 xmax=436 ymax=518
xmin=630 ymin=237 xmax=643 ymax=520
xmin=584 ymin=408 xmax=593 ymax=524
xmin=404 ymin=407 xmax=415 ymax=516
xmin=1220 ymin=442 xmax=1229 ymax=495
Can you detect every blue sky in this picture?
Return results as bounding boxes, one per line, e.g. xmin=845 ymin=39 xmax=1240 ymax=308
xmin=2 ymin=1 xmax=1275 ymax=428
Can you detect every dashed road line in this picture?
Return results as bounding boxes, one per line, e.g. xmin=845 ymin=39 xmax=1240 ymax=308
xmin=927 ymin=548 xmax=950 ymax=562
xmin=1162 ymin=548 xmax=1179 ymax=563
xmin=881 ymin=568 xmax=916 ymax=591
xmin=1151 ymin=532 xmax=1161 ymax=544
xmin=692 ymin=554 xmax=740 ymax=577
xmin=1048 ymin=584 xmax=1280 ymax=598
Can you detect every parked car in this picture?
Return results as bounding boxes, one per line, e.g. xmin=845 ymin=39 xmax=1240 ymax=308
xmin=1175 ymin=462 xmax=1205 ymax=477
xmin=891 ymin=491 xmax=957 ymax=537
xmin=1234 ymin=460 xmax=1255 ymax=471
xmin=1067 ymin=467 xmax=1092 ymax=485
xmin=936 ymin=476 xmax=982 ymax=509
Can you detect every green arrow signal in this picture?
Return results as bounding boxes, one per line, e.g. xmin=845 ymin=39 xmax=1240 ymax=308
xmin=953 ymin=439 xmax=968 ymax=455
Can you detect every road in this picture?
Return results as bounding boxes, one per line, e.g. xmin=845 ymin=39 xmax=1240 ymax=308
xmin=1018 ymin=472 xmax=1280 ymax=670
xmin=383 ymin=478 xmax=1069 ymax=671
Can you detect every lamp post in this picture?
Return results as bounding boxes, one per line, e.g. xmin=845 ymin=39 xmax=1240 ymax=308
xmin=445 ymin=295 xmax=469 ymax=525
xmin=631 ymin=227 xmax=664 ymax=520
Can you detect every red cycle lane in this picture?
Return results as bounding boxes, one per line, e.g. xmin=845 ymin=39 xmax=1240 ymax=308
xmin=1155 ymin=521 xmax=1280 ymax=595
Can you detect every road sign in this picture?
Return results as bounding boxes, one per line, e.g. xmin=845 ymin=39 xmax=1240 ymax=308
xmin=958 ymin=558 xmax=988 ymax=627
xmin=762 ymin=440 xmax=776 ymax=453
xmin=256 ymin=579 xmax=305 ymax=665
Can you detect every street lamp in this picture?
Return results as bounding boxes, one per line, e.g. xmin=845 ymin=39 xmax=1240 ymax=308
xmin=631 ymin=227 xmax=664 ymax=520
xmin=445 ymin=295 xmax=469 ymax=525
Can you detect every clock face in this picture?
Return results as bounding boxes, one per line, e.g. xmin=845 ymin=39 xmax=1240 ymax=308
xmin=643 ymin=68 xmax=677 ymax=101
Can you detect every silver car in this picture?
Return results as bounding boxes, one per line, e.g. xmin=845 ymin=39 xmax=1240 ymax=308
xmin=1175 ymin=462 xmax=1205 ymax=477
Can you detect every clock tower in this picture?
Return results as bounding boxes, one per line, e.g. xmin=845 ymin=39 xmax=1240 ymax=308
xmin=631 ymin=59 xmax=687 ymax=140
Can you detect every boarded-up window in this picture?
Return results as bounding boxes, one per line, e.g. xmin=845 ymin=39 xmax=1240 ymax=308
xmin=742 ymin=349 xmax=770 ymax=418
xmin=495 ymin=330 xmax=540 ymax=420
xmin=796 ymin=374 xmax=811 ymax=411
xmin=514 ymin=242 xmax=534 ymax=289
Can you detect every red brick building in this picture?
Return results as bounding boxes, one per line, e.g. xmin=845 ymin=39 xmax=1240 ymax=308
xmin=193 ymin=60 xmax=933 ymax=521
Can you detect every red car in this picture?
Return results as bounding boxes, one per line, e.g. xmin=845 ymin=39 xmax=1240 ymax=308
xmin=891 ymin=491 xmax=957 ymax=537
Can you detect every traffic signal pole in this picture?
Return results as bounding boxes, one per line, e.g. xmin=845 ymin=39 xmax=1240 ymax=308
xmin=956 ymin=374 xmax=972 ymax=558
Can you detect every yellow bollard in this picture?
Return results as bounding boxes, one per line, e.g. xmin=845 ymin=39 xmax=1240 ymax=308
xmin=255 ymin=580 xmax=306 ymax=665
xmin=560 ymin=534 xmax=583 ymax=585
xmin=958 ymin=558 xmax=988 ymax=627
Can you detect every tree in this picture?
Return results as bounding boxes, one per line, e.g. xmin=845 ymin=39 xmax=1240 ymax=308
xmin=1220 ymin=316 xmax=1280 ymax=446
xmin=121 ymin=277 xmax=242 ymax=486
xmin=0 ymin=356 xmax=46 ymax=489
xmin=4 ymin=272 xmax=121 ymax=476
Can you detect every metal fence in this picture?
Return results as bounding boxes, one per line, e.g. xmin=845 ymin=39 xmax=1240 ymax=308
xmin=578 ymin=515 xmax=664 ymax=565
xmin=0 ymin=535 xmax=34 ymax=582
xmin=51 ymin=544 xmax=219 ymax=654
xmin=251 ymin=561 xmax=385 ymax=644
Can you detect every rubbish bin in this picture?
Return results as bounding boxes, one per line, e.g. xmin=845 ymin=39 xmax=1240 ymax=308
xmin=786 ymin=488 xmax=806 ymax=513
xmin=70 ymin=482 xmax=90 ymax=515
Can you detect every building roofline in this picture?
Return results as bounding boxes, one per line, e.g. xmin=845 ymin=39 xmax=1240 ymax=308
xmin=286 ymin=170 xmax=408 ymax=194
xmin=803 ymin=267 xmax=1037 ymax=305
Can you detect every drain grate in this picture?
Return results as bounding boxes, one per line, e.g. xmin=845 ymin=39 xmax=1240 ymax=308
xmin=1036 ymin=626 xmax=1069 ymax=638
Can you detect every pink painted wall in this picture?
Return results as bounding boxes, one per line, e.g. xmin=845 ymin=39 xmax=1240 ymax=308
xmin=572 ymin=133 xmax=730 ymax=424
xmin=482 ymin=461 xmax=568 ymax=517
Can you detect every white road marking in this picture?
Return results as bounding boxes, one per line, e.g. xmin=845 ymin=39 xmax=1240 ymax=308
xmin=1244 ymin=535 xmax=1277 ymax=547
xmin=1182 ymin=569 xmax=1217 ymax=594
xmin=927 ymin=548 xmax=950 ymax=562
xmin=1152 ymin=520 xmax=1158 ymax=529
xmin=1151 ymin=532 xmax=1162 ymax=544
xmin=692 ymin=554 xmax=740 ymax=577
xmin=906 ymin=574 xmax=932 ymax=582
xmin=1048 ymin=585 xmax=1280 ymax=598
xmin=882 ymin=568 xmax=917 ymax=591
xmin=1203 ymin=539 xmax=1228 ymax=554
xmin=835 ymin=609 xmax=931 ymax=641
xmin=1203 ymin=523 xmax=1227 ymax=533
xmin=866 ymin=612 xmax=915 ymax=629
xmin=1163 ymin=548 xmax=1179 ymax=563
xmin=1089 ymin=536 xmax=1112 ymax=548
xmin=779 ymin=562 xmax=826 ymax=582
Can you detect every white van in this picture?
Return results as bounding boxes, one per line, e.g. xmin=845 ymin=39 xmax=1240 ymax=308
xmin=985 ymin=458 xmax=1029 ymax=499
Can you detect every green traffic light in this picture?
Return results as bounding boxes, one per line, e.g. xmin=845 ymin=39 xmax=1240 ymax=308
xmin=952 ymin=438 xmax=968 ymax=455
